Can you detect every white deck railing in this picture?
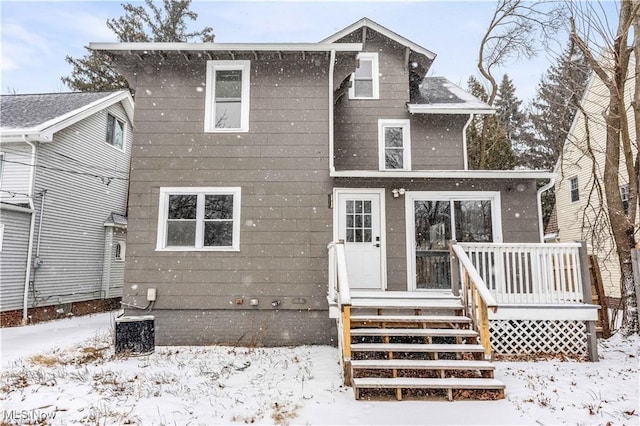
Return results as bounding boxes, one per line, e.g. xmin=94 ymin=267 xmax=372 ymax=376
xmin=458 ymin=243 xmax=585 ymax=305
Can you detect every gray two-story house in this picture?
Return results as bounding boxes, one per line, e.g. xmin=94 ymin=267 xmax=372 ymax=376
xmin=92 ymin=18 xmax=604 ymax=400
xmin=91 ymin=18 xmax=556 ymax=345
xmin=0 ymin=91 xmax=133 ymax=326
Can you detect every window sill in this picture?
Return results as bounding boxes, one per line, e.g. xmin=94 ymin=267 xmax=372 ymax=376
xmin=156 ymin=247 xmax=240 ymax=252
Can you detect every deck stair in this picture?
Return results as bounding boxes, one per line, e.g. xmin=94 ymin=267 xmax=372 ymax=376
xmin=345 ymin=291 xmax=505 ymax=401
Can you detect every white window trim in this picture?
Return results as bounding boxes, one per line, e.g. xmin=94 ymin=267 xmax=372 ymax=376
xmin=349 ymin=52 xmax=379 ymax=100
xmin=105 ymin=113 xmax=126 ymax=152
xmin=204 ymin=60 xmax=251 ymax=133
xmin=378 ymin=119 xmax=411 ymax=171
xmin=156 ymin=187 xmax=241 ymax=251
xmin=115 ymin=241 xmax=126 ymax=261
xmin=569 ymin=176 xmax=579 ymax=203
xmin=404 ymin=191 xmax=503 ymax=291
xmin=0 ymin=223 xmax=4 ymax=252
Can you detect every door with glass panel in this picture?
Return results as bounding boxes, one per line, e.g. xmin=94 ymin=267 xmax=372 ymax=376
xmin=336 ymin=190 xmax=383 ymax=290
xmin=408 ymin=193 xmax=499 ymax=290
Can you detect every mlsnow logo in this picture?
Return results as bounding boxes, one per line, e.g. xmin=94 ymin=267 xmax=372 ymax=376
xmin=2 ymin=409 xmax=56 ymax=422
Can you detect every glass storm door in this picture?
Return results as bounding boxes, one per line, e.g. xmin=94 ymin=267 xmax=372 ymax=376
xmin=410 ymin=196 xmax=495 ymax=290
xmin=337 ymin=192 xmax=383 ymax=290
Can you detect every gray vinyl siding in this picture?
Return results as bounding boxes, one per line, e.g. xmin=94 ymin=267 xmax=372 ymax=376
xmin=28 ymin=103 xmax=131 ymax=308
xmin=123 ymin=55 xmax=334 ymax=320
xmin=0 ymin=208 xmax=31 ymax=311
xmin=0 ymin=145 xmax=32 ymax=205
xmin=333 ymin=178 xmax=541 ymax=291
xmin=333 ymin=37 xmax=466 ymax=171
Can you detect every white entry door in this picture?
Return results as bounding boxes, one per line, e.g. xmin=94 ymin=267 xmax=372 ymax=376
xmin=335 ymin=189 xmax=384 ymax=290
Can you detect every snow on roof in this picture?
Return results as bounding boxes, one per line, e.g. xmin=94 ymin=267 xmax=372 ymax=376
xmin=104 ymin=212 xmax=128 ymax=228
xmin=408 ymin=77 xmax=494 ymax=114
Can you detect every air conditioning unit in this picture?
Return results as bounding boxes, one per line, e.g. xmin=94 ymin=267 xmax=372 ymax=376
xmin=115 ymin=315 xmax=155 ymax=355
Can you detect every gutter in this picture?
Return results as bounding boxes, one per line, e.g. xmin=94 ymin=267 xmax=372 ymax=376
xmin=22 ymin=139 xmax=38 ymax=324
xmin=537 ymin=163 xmax=559 ymax=243
xmin=461 ymin=114 xmax=473 ymax=171
xmin=328 ymin=49 xmax=336 ymax=174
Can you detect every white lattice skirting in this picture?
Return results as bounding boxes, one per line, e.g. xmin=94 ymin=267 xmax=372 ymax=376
xmin=490 ymin=320 xmax=588 ymax=356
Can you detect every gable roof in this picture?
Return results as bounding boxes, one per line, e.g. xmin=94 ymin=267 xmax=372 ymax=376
xmin=1 ymin=90 xmax=134 ymax=142
xmin=321 ymin=17 xmax=436 ymax=61
xmin=408 ymin=77 xmax=494 ymax=114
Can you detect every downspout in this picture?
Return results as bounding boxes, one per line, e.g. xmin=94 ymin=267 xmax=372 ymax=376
xmin=22 ymin=138 xmax=38 ymax=324
xmin=536 ymin=162 xmax=559 ymax=243
xmin=461 ymin=114 xmax=473 ymax=171
xmin=328 ymin=49 xmax=336 ymax=174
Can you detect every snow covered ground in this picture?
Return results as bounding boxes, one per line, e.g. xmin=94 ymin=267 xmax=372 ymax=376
xmin=1 ymin=312 xmax=638 ymax=425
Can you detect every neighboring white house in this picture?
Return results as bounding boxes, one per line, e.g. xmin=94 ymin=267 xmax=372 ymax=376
xmin=0 ymin=91 xmax=133 ymax=325
xmin=555 ymin=68 xmax=637 ymax=301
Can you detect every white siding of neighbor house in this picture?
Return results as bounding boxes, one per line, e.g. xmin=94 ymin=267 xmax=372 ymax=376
xmin=0 ymin=208 xmax=31 ymax=311
xmin=555 ymin=70 xmax=637 ymax=299
xmin=102 ymin=227 xmax=126 ymax=299
xmin=0 ymin=145 xmax=33 ymax=205
xmin=24 ymin=102 xmax=131 ymax=309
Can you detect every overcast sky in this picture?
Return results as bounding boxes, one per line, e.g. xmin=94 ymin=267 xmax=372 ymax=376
xmin=0 ymin=1 xmax=618 ymax=102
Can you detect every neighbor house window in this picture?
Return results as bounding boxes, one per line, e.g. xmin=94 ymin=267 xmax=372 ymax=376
xmin=115 ymin=242 xmax=126 ymax=261
xmin=569 ymin=177 xmax=579 ymax=202
xmin=620 ymin=184 xmax=630 ymax=214
xmin=0 ymin=224 xmax=4 ymax=252
xmin=0 ymin=153 xmax=4 ymax=186
xmin=157 ymin=187 xmax=241 ymax=251
xmin=378 ymin=119 xmax=411 ymax=171
xmin=106 ymin=114 xmax=125 ymax=150
xmin=205 ymin=60 xmax=250 ymax=132
xmin=349 ymin=53 xmax=379 ymax=99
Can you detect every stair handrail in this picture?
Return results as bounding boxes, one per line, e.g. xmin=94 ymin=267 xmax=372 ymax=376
xmin=327 ymin=240 xmax=352 ymax=385
xmin=450 ymin=243 xmax=497 ymax=359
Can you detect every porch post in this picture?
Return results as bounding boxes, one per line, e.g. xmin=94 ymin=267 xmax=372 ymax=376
xmin=578 ymin=240 xmax=598 ymax=361
xmin=448 ymin=240 xmax=460 ymax=296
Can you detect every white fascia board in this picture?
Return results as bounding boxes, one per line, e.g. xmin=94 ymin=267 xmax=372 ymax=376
xmin=330 ymin=170 xmax=556 ymax=180
xmin=39 ymin=91 xmax=134 ymax=137
xmin=489 ymin=304 xmax=598 ymax=321
xmin=1 ymin=91 xmax=133 ymax=143
xmin=320 ymin=18 xmax=436 ymax=60
xmin=407 ymin=104 xmax=496 ymax=115
xmin=0 ymin=130 xmax=45 ymax=142
xmin=89 ymin=42 xmax=363 ymax=53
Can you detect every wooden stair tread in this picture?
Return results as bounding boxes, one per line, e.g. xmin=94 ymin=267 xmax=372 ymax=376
xmin=350 ymin=328 xmax=477 ymax=337
xmin=351 ymin=298 xmax=462 ymax=309
xmin=352 ymin=377 xmax=505 ymax=389
xmin=351 ymin=359 xmax=494 ymax=370
xmin=350 ymin=315 xmax=471 ymax=323
xmin=351 ymin=343 xmax=485 ymax=352
xmin=350 ymin=291 xmax=457 ymax=300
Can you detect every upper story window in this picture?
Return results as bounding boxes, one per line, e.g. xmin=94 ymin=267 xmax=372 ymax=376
xmin=569 ymin=177 xmax=579 ymax=203
xmin=620 ymin=184 xmax=630 ymax=214
xmin=349 ymin=53 xmax=379 ymax=99
xmin=205 ymin=60 xmax=251 ymax=132
xmin=156 ymin=187 xmax=241 ymax=251
xmin=0 ymin=153 xmax=4 ymax=187
xmin=106 ymin=114 xmax=125 ymax=150
xmin=378 ymin=119 xmax=411 ymax=171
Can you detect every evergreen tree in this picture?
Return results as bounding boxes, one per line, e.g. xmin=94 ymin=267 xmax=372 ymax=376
xmin=495 ymin=74 xmax=524 ymax=151
xmin=62 ymin=0 xmax=214 ymax=92
xmin=519 ymin=43 xmax=589 ymax=170
xmin=466 ymin=75 xmax=517 ymax=170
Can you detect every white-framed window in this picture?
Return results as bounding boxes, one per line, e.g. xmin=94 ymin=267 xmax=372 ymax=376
xmin=349 ymin=52 xmax=379 ymax=99
xmin=156 ymin=187 xmax=241 ymax=251
xmin=205 ymin=60 xmax=251 ymax=132
xmin=620 ymin=184 xmax=630 ymax=214
xmin=106 ymin=114 xmax=125 ymax=150
xmin=378 ymin=119 xmax=411 ymax=171
xmin=569 ymin=177 xmax=579 ymax=203
xmin=0 ymin=223 xmax=4 ymax=252
xmin=0 ymin=153 xmax=4 ymax=187
xmin=115 ymin=241 xmax=126 ymax=261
